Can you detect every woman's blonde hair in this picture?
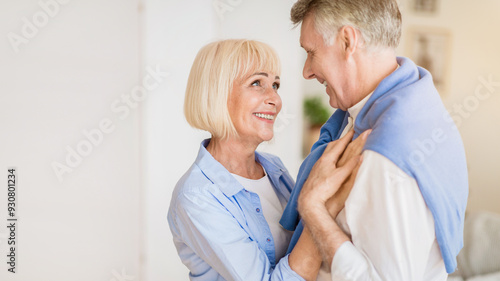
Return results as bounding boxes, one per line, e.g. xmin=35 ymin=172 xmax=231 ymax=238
xmin=184 ymin=39 xmax=281 ymax=139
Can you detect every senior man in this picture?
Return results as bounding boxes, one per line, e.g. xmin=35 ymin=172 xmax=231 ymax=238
xmin=280 ymin=0 xmax=469 ymax=280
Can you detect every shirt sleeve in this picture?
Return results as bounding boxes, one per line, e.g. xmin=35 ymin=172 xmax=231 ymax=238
xmin=330 ymin=150 xmax=440 ymax=281
xmin=170 ymin=187 xmax=305 ymax=281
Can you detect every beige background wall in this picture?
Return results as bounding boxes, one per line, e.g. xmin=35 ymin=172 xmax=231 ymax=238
xmin=398 ymin=0 xmax=500 ymax=213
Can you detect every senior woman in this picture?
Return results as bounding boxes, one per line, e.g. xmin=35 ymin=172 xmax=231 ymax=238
xmin=167 ymin=39 xmax=364 ymax=281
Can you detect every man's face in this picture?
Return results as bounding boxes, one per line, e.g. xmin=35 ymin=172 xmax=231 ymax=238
xmin=300 ymin=13 xmax=354 ymax=110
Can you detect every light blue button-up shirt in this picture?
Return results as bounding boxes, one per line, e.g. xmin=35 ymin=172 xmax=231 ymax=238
xmin=168 ymin=139 xmax=305 ymax=281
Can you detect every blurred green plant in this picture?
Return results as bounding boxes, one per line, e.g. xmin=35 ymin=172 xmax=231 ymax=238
xmin=303 ymin=96 xmax=331 ymax=126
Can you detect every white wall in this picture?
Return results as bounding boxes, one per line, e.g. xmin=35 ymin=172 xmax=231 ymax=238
xmin=142 ymin=1 xmax=215 ymax=280
xmin=142 ymin=1 xmax=304 ymax=280
xmin=0 ymin=0 xmax=141 ymax=280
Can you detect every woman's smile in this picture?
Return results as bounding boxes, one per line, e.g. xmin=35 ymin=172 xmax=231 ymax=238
xmin=253 ymin=112 xmax=276 ymax=122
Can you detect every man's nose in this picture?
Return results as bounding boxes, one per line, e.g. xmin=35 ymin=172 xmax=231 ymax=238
xmin=303 ymin=56 xmax=315 ymax=80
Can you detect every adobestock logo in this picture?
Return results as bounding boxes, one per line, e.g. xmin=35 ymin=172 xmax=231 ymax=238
xmin=409 ymin=74 xmax=499 ymax=166
xmin=8 ymin=0 xmax=71 ymax=53
xmin=51 ymin=65 xmax=170 ymax=183
xmin=273 ymin=106 xmax=295 ymax=135
xmin=109 ymin=268 xmax=135 ymax=281
xmin=444 ymin=75 xmax=499 ymax=128
xmin=213 ymin=0 xmax=242 ymax=21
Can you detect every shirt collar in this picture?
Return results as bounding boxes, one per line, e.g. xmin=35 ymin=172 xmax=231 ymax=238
xmin=348 ymin=92 xmax=373 ymax=121
xmin=195 ymin=139 xmax=284 ymax=197
xmin=349 ymin=64 xmax=400 ymax=121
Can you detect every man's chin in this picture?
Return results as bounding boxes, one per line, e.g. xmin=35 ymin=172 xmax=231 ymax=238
xmin=328 ymin=95 xmax=351 ymax=111
xmin=328 ymin=98 xmax=341 ymax=110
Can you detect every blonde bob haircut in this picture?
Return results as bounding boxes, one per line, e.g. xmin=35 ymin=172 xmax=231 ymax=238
xmin=184 ymin=39 xmax=281 ymax=139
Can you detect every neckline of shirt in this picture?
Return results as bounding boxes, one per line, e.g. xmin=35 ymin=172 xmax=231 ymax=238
xmin=347 ymin=63 xmax=400 ymax=121
xmin=230 ymin=166 xmax=268 ymax=182
xmin=348 ymin=92 xmax=372 ymax=121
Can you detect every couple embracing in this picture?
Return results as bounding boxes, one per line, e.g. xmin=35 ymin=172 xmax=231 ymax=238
xmin=168 ymin=1 xmax=468 ymax=280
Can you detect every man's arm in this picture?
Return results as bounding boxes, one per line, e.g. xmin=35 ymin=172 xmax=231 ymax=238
xmin=300 ymin=150 xmax=446 ymax=281
xmin=288 ymin=130 xmax=371 ymax=281
xmin=288 ymin=226 xmax=322 ymax=281
xmin=300 ymin=198 xmax=350 ymax=265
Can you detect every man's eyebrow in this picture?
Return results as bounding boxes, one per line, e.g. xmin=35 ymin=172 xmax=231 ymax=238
xmin=300 ymin=43 xmax=313 ymax=52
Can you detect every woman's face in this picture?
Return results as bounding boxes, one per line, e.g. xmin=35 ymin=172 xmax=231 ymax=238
xmin=228 ymin=71 xmax=282 ymax=144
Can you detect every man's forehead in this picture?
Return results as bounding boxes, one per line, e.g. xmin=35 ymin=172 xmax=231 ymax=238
xmin=299 ymin=14 xmax=318 ymax=50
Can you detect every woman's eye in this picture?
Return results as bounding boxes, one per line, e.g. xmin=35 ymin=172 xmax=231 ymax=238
xmin=251 ymin=80 xmax=260 ymax=86
xmin=273 ymin=83 xmax=280 ymax=90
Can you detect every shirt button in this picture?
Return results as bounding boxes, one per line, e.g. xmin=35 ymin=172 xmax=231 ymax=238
xmin=266 ymin=238 xmax=271 ymax=242
xmin=256 ymin=208 xmax=261 ymax=213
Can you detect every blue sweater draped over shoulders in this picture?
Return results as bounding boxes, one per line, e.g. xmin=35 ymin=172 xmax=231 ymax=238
xmin=280 ymin=57 xmax=468 ymax=273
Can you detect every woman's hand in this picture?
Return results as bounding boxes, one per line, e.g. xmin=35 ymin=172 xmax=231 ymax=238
xmin=298 ymin=130 xmax=371 ymax=218
xmin=326 ymin=129 xmax=371 ymax=216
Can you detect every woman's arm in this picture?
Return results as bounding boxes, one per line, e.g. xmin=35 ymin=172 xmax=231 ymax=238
xmin=170 ymin=187 xmax=307 ymax=281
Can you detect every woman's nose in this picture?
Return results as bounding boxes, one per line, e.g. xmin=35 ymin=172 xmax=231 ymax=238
xmin=266 ymin=89 xmax=281 ymax=108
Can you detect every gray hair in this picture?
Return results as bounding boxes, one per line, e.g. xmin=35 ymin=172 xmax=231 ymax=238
xmin=291 ymin=0 xmax=402 ymax=49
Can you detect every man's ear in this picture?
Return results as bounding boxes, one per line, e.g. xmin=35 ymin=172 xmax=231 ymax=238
xmin=339 ymin=25 xmax=359 ymax=59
